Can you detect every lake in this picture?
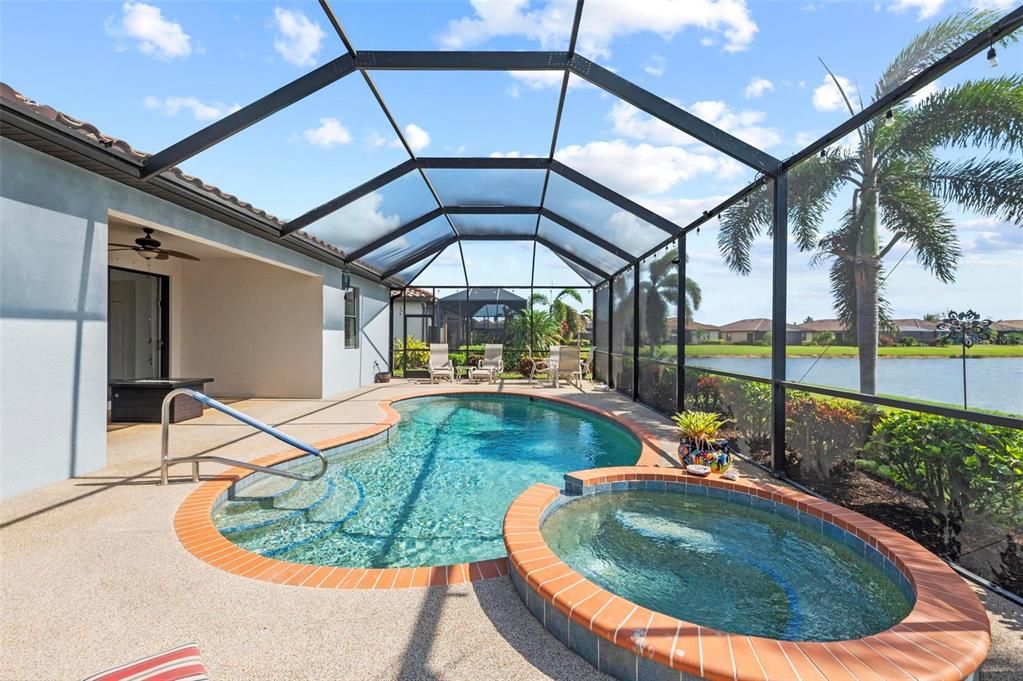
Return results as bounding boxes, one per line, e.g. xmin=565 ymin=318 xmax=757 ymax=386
xmin=686 ymin=356 xmax=1023 ymax=416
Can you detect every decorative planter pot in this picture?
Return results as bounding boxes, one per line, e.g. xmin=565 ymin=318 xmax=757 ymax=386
xmin=374 ymin=372 xmax=392 ymax=383
xmin=677 ymin=438 xmax=731 ymax=472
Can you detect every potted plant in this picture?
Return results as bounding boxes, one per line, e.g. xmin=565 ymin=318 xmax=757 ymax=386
xmin=672 ymin=410 xmax=732 ymax=473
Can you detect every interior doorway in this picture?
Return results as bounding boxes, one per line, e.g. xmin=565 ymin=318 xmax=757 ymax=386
xmin=108 ymin=267 xmax=169 ymax=381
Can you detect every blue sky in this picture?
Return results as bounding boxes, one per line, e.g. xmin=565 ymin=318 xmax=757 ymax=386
xmin=1 ymin=0 xmax=1019 ymax=322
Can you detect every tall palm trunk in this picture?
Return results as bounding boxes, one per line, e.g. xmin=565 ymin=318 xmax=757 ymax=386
xmin=855 ymin=184 xmax=881 ymax=395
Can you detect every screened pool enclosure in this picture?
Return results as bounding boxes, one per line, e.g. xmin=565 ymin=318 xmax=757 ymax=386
xmin=68 ymin=1 xmax=1023 ymax=596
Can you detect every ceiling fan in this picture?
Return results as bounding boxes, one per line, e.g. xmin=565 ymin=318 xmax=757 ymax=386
xmin=109 ymin=227 xmax=200 ymax=262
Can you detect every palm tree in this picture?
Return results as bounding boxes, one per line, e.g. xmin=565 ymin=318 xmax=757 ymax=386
xmin=547 ymin=288 xmax=584 ymax=341
xmin=641 ymin=248 xmax=702 ymax=354
xmin=718 ymin=11 xmax=1023 ymax=394
xmin=507 ymin=293 xmax=560 ymax=351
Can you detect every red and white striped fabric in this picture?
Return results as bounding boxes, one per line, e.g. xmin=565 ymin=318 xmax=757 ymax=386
xmin=82 ymin=643 xmax=209 ymax=681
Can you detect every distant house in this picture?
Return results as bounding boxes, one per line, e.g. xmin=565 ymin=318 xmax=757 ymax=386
xmin=391 ymin=288 xmax=436 ymax=342
xmin=992 ymin=320 xmax=1023 ymax=333
xmin=719 ymin=318 xmax=801 ymax=344
xmin=665 ymin=318 xmax=720 ymax=343
xmin=891 ymin=318 xmax=941 ymax=344
xmin=794 ymin=319 xmax=852 ymax=344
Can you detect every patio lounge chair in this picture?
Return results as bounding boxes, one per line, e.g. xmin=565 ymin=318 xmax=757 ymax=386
xmin=474 ymin=343 xmax=504 ymax=382
xmin=428 ymin=344 xmax=454 ymax=384
xmin=554 ymin=345 xmax=580 ymax=388
xmin=575 ymin=350 xmax=593 ymax=387
xmin=528 ymin=346 xmax=559 ymax=385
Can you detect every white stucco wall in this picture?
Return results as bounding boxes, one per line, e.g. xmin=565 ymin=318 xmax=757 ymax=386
xmin=0 ymin=138 xmax=390 ymax=499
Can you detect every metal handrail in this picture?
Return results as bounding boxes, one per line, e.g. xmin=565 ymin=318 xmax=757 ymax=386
xmin=160 ymin=388 xmax=329 ymax=485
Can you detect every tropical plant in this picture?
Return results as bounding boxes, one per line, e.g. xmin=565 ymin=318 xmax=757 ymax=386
xmin=394 ymin=336 xmax=430 ymax=371
xmin=548 ymin=288 xmax=584 ymax=341
xmin=639 ymin=248 xmax=703 ymax=351
xmin=786 ymin=393 xmax=877 ymax=482
xmin=672 ymin=410 xmax=731 ymax=451
xmin=506 ymin=294 xmax=561 ymax=352
xmin=718 ymin=11 xmax=1023 ymax=395
xmin=859 ymin=411 xmax=1023 ymax=523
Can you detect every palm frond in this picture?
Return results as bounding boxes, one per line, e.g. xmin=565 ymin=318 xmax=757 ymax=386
xmin=686 ymin=276 xmax=702 ymax=312
xmin=790 ymin=150 xmax=859 ymax=250
xmin=886 ymin=75 xmax=1023 ymax=159
xmin=914 ymin=158 xmax=1023 ymax=224
xmin=879 ymin=175 xmax=960 ymax=282
xmin=875 ymin=10 xmax=1003 ymax=99
xmin=717 ymin=185 xmax=773 ymax=275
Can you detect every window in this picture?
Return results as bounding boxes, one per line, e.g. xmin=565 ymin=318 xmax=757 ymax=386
xmin=344 ymin=288 xmax=359 ymax=349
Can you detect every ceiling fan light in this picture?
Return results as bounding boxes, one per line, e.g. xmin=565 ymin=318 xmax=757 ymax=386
xmin=137 ymin=249 xmax=157 ymax=260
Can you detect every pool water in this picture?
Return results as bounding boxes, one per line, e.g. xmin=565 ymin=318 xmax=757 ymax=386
xmin=541 ymin=491 xmax=913 ymax=641
xmin=213 ymin=395 xmax=639 ymax=568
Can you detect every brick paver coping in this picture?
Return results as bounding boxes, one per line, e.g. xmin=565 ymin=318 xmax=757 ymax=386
xmin=174 ymin=388 xmax=667 ymax=589
xmin=505 ymin=467 xmax=990 ymax=681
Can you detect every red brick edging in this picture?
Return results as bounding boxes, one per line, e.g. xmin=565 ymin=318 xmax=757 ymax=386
xmin=505 ymin=467 xmax=991 ymax=681
xmin=174 ymin=388 xmax=668 ymax=589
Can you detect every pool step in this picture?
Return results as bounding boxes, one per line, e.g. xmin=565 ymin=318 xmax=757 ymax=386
xmin=214 ymin=473 xmax=365 ymax=558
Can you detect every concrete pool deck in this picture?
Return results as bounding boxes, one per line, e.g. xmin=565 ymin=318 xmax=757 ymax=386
xmin=2 ymin=379 xmax=1020 ymax=680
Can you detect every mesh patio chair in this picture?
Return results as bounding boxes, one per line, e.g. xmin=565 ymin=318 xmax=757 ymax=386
xmin=555 ymin=345 xmax=580 ymax=388
xmin=528 ymin=345 xmax=559 ymax=385
xmin=475 ymin=344 xmax=504 ymax=383
xmin=428 ymin=343 xmax=454 ymax=384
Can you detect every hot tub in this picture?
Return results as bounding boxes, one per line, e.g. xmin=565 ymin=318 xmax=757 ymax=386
xmin=504 ymin=467 xmax=990 ymax=681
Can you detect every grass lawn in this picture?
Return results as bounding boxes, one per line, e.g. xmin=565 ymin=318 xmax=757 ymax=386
xmin=681 ymin=344 xmax=1023 ymax=358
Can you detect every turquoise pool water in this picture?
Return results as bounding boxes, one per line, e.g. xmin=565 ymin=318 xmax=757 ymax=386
xmin=542 ymin=490 xmax=913 ymax=641
xmin=212 ymin=395 xmax=639 ymax=568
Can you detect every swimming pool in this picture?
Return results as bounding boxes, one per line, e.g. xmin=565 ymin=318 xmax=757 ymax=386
xmin=542 ymin=490 xmax=912 ymax=641
xmin=212 ymin=394 xmax=640 ymax=568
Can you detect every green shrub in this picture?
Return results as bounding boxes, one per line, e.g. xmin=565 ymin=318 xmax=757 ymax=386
xmin=860 ymin=411 xmax=1023 ymax=525
xmin=718 ymin=378 xmax=772 ymax=450
xmin=898 ymin=336 xmax=920 ymax=346
xmin=394 ymin=337 xmax=429 ymax=370
xmin=786 ymin=393 xmax=877 ymax=481
xmin=812 ymin=331 xmax=835 ymax=345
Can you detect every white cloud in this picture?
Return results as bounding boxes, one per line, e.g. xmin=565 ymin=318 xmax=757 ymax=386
xmin=438 ymin=0 xmax=758 ymax=58
xmin=304 ymin=192 xmax=402 ymax=252
xmin=888 ymin=0 xmax=945 ymax=20
xmin=812 ymin=74 xmax=857 ymax=112
xmin=143 ymin=96 xmax=241 ymax=121
xmin=404 ymin=123 xmax=431 ymax=152
xmin=971 ymin=0 xmax=1017 ymax=9
xmin=957 ymin=217 xmax=1022 ymax=254
xmin=272 ymin=7 xmax=325 ymax=66
xmin=555 ymin=140 xmax=724 ymax=196
xmin=643 ymin=55 xmax=667 ymax=77
xmin=507 ymin=70 xmax=578 ymax=91
xmin=489 ymin=151 xmax=541 ymax=158
xmin=908 ymin=79 xmax=941 ymax=106
xmin=609 ymin=99 xmax=782 ymax=150
xmin=106 ymin=2 xmax=192 ymax=60
xmin=367 ymin=130 xmax=396 ymax=148
xmin=744 ymin=76 xmax=774 ymax=99
xmin=302 ymin=117 xmax=351 ymax=147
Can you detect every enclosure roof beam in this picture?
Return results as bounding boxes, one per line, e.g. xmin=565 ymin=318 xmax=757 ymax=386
xmin=353 ymin=50 xmax=570 ymax=71
xmin=445 ymin=205 xmax=540 ymax=215
xmin=344 ymin=207 xmax=445 ymax=262
xmin=536 ymin=236 xmax=611 ymax=281
xmin=550 ymin=161 xmax=680 ymax=235
xmin=539 ymin=208 xmax=634 ymax=264
xmin=281 ymin=159 xmax=417 ymax=236
xmin=417 ymin=156 xmax=550 ymax=170
xmin=141 ymin=54 xmax=356 ymax=180
xmin=568 ymin=56 xmax=781 ymax=176
xmin=379 ymin=235 xmax=458 ymax=280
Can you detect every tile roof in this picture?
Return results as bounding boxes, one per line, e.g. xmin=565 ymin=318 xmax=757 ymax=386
xmin=794 ymin=319 xmax=848 ymax=332
xmin=0 ymin=82 xmax=361 ymax=266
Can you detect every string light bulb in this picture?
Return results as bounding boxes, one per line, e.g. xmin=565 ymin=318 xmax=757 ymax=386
xmin=987 ymin=45 xmax=998 ymax=68
xmin=742 ymin=195 xmax=750 ymax=206
xmin=884 ymin=109 xmax=895 ymax=127
xmin=818 ymin=148 xmax=828 ymax=164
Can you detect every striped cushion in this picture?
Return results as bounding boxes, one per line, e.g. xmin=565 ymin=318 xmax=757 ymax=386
xmin=83 ymin=643 xmax=209 ymax=681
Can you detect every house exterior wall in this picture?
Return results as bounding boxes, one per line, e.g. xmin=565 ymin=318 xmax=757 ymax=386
xmin=0 ymin=138 xmax=389 ymax=499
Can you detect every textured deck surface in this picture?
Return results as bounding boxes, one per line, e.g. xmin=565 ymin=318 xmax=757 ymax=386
xmin=2 ymin=379 xmax=1020 ymax=681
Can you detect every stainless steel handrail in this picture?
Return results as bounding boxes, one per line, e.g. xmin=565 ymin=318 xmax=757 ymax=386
xmin=160 ymin=388 xmax=328 ymax=484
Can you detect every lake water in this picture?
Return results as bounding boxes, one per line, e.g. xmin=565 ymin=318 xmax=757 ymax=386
xmin=687 ymin=356 xmax=1023 ymax=416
